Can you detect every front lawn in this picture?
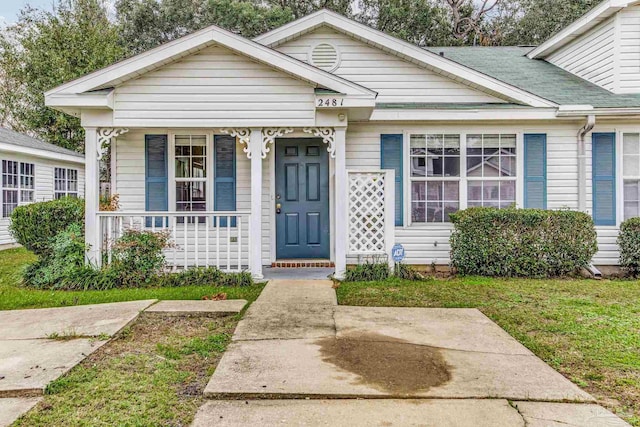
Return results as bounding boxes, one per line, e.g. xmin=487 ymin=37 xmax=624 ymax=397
xmin=0 ymin=247 xmax=264 ymax=310
xmin=337 ymin=277 xmax=640 ymax=426
xmin=15 ymin=313 xmax=237 ymax=426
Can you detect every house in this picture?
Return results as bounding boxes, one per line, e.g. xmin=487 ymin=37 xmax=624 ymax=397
xmin=0 ymin=128 xmax=85 ymax=247
xmin=44 ymin=0 xmax=640 ymax=279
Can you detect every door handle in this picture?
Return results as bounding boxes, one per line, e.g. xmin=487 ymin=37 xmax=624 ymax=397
xmin=276 ymin=203 xmax=282 ymax=214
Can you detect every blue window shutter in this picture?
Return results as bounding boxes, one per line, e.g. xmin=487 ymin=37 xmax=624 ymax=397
xmin=592 ymin=133 xmax=616 ymax=226
xmin=380 ymin=134 xmax=403 ymax=226
xmin=145 ymin=135 xmax=168 ymax=227
xmin=214 ymin=135 xmax=236 ymax=227
xmin=524 ymin=134 xmax=547 ymax=209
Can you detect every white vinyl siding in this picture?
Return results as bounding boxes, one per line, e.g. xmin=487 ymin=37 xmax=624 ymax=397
xmin=0 ymin=152 xmax=84 ymax=246
xmin=345 ymin=122 xmax=617 ymax=265
xmin=113 ymin=45 xmax=316 ymax=128
xmin=618 ymin=5 xmax=640 ymax=93
xmin=274 ymin=26 xmax=508 ymax=104
xmin=548 ymin=16 xmax=616 ymax=91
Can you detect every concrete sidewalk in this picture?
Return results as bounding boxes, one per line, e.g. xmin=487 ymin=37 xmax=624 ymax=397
xmin=198 ymin=279 xmax=631 ymax=426
xmin=0 ymin=300 xmax=156 ymax=426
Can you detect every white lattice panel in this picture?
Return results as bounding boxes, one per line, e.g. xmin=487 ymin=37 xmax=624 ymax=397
xmin=348 ymin=172 xmax=387 ymax=254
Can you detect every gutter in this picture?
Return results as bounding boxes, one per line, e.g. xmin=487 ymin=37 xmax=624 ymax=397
xmin=577 ymin=114 xmax=596 ymax=213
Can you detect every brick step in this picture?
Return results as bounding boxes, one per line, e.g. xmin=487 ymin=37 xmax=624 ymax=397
xmin=271 ymin=260 xmax=334 ymax=268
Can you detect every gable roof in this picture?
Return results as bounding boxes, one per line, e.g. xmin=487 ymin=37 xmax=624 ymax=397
xmin=45 ymin=22 xmax=376 ymax=104
xmin=254 ymin=9 xmax=557 ymax=108
xmin=528 ymin=0 xmax=638 ymax=59
xmin=427 ymin=46 xmax=640 ymax=108
xmin=0 ymin=127 xmax=84 ymax=164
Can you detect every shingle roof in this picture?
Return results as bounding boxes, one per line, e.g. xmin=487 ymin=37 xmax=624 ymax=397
xmin=426 ymin=46 xmax=640 ymax=108
xmin=0 ymin=127 xmax=84 ymax=158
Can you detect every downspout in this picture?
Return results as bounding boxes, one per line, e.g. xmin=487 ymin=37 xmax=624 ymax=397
xmin=578 ymin=115 xmax=596 ymax=213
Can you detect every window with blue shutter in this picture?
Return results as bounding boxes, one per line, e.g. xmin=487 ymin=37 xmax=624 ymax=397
xmin=524 ymin=134 xmax=547 ymax=209
xmin=380 ymin=134 xmax=403 ymax=226
xmin=214 ymin=135 xmax=236 ymax=227
xmin=592 ymin=133 xmax=616 ymax=226
xmin=145 ymin=135 xmax=168 ymax=227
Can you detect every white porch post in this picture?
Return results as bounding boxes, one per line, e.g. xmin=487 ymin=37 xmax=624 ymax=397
xmin=249 ymin=128 xmax=264 ymax=279
xmin=84 ymin=127 xmax=100 ymax=266
xmin=334 ymin=127 xmax=347 ymax=279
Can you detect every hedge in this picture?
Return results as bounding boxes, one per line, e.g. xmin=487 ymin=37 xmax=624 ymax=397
xmin=617 ymin=217 xmax=640 ymax=277
xmin=10 ymin=198 xmax=84 ymax=258
xmin=449 ymin=208 xmax=598 ymax=278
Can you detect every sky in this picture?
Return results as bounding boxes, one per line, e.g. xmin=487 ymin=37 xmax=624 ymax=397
xmin=0 ymin=0 xmax=56 ymax=24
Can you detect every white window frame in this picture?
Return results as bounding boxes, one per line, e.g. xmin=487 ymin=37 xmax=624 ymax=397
xmin=403 ymin=130 xmax=523 ymax=227
xmin=54 ymin=167 xmax=79 ymax=199
xmin=168 ymin=132 xmax=214 ymax=214
xmin=408 ymin=133 xmax=462 ymax=224
xmin=2 ymin=160 xmax=35 ymax=218
xmin=620 ymin=132 xmax=640 ymax=222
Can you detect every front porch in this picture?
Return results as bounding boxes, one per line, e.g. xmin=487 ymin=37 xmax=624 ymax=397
xmin=85 ymin=127 xmax=396 ymax=279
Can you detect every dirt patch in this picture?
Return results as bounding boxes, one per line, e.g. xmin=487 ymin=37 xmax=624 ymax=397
xmin=316 ymin=332 xmax=451 ymax=394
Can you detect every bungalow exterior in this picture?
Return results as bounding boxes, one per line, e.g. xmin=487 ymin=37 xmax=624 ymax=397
xmin=0 ymin=128 xmax=85 ymax=248
xmin=45 ymin=1 xmax=640 ymax=279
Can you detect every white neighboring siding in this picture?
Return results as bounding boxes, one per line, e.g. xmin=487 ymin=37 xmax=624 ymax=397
xmin=0 ymin=152 xmax=84 ymax=246
xmin=274 ymin=27 xmax=507 ymax=104
xmin=618 ymin=5 xmax=640 ymax=93
xmin=346 ymin=121 xmax=615 ymax=265
xmin=113 ymin=45 xmax=316 ymax=128
xmin=548 ymin=16 xmax=616 ymax=91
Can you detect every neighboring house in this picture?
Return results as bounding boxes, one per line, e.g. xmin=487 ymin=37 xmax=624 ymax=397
xmin=43 ymin=0 xmax=640 ymax=278
xmin=0 ymin=128 xmax=85 ymax=247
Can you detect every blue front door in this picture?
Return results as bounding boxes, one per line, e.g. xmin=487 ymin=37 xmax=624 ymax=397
xmin=275 ymin=139 xmax=330 ymax=259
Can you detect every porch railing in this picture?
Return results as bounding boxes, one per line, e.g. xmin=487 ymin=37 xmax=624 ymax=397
xmin=97 ymin=211 xmax=251 ymax=272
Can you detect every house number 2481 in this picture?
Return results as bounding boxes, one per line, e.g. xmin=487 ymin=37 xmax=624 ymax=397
xmin=317 ymin=98 xmax=344 ymax=107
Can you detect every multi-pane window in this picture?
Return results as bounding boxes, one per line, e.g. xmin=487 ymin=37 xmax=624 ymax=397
xmin=2 ymin=160 xmax=35 ymax=218
xmin=175 ymin=135 xmax=207 ymax=218
xmin=54 ymin=168 xmax=78 ymax=199
xmin=467 ymin=134 xmax=517 ymax=208
xmin=409 ymin=133 xmax=518 ymax=223
xmin=410 ymin=134 xmax=460 ymax=222
xmin=623 ymin=133 xmax=640 ymax=220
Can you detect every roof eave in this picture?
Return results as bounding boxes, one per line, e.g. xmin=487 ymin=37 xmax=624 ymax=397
xmin=528 ymin=0 xmax=635 ymax=59
xmin=46 ymin=23 xmax=376 ymax=102
xmin=255 ymin=9 xmax=557 ymax=108
xmin=0 ymin=142 xmax=84 ymax=164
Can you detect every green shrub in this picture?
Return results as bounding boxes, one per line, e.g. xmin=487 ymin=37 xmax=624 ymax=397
xmin=155 ymin=267 xmax=253 ymax=287
xmin=110 ymin=229 xmax=171 ymax=287
xmin=618 ymin=217 xmax=640 ymax=277
xmin=394 ymin=263 xmax=422 ymax=280
xmin=218 ymin=271 xmax=253 ymax=287
xmin=343 ymin=261 xmax=390 ymax=282
xmin=10 ymin=197 xmax=84 ymax=258
xmin=450 ymin=207 xmax=597 ymax=278
xmin=22 ymin=223 xmax=87 ymax=288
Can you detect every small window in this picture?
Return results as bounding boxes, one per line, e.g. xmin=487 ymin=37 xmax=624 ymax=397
xmin=54 ymin=168 xmax=79 ymax=199
xmin=306 ymin=146 xmax=320 ymax=156
xmin=3 ymin=160 xmax=35 ymax=217
xmin=175 ymin=135 xmax=207 ymax=223
xmin=285 ymin=146 xmax=298 ymax=156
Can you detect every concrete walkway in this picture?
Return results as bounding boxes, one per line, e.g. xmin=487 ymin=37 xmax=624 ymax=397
xmin=197 ymin=279 xmax=631 ymax=426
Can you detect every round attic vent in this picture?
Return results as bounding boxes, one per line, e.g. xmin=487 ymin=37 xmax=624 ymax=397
xmin=310 ymin=43 xmax=340 ymax=71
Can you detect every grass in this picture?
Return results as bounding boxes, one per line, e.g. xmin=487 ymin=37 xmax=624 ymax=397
xmin=337 ymin=276 xmax=640 ymax=425
xmin=15 ymin=314 xmax=238 ymax=426
xmin=0 ymin=247 xmax=264 ymax=310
